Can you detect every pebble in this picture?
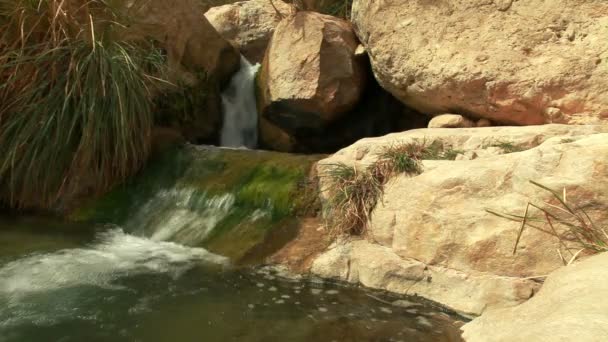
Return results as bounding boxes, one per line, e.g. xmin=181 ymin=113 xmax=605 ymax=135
xmin=416 ymin=316 xmax=433 ymax=328
xmin=380 ymin=307 xmax=393 ymax=314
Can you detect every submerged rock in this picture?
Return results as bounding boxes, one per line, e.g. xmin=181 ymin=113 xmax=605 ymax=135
xmin=462 ymin=252 xmax=608 ymax=341
xmin=205 ymin=0 xmax=292 ymax=63
xmin=313 ymin=124 xmax=608 ymax=315
xmin=351 ymin=0 xmax=608 ymax=125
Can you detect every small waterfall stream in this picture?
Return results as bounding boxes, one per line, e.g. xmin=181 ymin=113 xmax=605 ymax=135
xmin=220 ymin=56 xmax=261 ymax=148
xmin=0 ymin=65 xmax=467 ymax=340
xmin=0 ymin=146 xmax=465 ymax=341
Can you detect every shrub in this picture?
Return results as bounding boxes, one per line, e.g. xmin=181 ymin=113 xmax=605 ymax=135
xmin=488 ymin=181 xmax=608 ymax=263
xmin=0 ymin=0 xmax=166 ymax=209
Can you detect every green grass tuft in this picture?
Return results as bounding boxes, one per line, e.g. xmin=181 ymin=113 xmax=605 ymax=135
xmin=490 ymin=141 xmax=526 ymax=154
xmin=0 ymin=0 xmax=167 ymax=209
xmin=320 ymin=0 xmax=353 ymax=18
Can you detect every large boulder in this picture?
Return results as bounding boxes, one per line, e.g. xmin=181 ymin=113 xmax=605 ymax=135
xmin=313 ymin=124 xmax=608 ymax=315
xmin=126 ymin=0 xmax=240 ymax=85
xmin=258 ymin=11 xmax=367 ymax=134
xmin=259 ymin=75 xmax=429 ymax=153
xmin=462 ymin=252 xmax=608 ymax=342
xmin=428 ymin=114 xmax=475 ymax=128
xmin=351 ymin=0 xmax=608 ymax=125
xmin=205 ymin=0 xmax=292 ymax=63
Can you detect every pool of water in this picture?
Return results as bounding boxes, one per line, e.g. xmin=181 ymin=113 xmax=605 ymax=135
xmin=0 ymin=217 xmax=465 ymax=342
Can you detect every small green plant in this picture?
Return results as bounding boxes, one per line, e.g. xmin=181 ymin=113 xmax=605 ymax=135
xmin=487 ymin=181 xmax=608 ymax=263
xmin=376 ymin=142 xmax=425 ymax=176
xmin=418 ymin=140 xmax=464 ymax=161
xmin=155 ymin=71 xmax=212 ymax=125
xmin=440 ymin=148 xmax=466 ymax=160
xmin=490 ymin=141 xmax=525 ymax=154
xmin=321 ymin=0 xmax=353 ymax=18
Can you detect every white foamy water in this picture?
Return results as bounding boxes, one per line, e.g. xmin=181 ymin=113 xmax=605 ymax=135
xmin=127 ymin=189 xmax=242 ymax=246
xmin=220 ymin=56 xmax=261 ymax=148
xmin=0 ymin=228 xmax=228 ymax=296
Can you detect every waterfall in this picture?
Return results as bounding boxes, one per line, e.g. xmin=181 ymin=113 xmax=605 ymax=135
xmin=220 ymin=56 xmax=261 ymax=149
xmin=126 ymin=188 xmax=240 ymax=246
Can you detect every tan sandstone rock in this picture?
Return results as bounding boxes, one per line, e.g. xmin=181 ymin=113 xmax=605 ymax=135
xmin=428 ymin=114 xmax=475 ymax=128
xmin=351 ymin=0 xmax=608 ymax=125
xmin=462 ymin=252 xmax=608 ymax=342
xmin=313 ymin=124 xmax=608 ymax=315
xmin=126 ymin=0 xmax=240 ymax=85
xmin=258 ymin=11 xmax=366 ymax=132
xmin=476 ymin=118 xmax=492 ymax=128
xmin=205 ymin=0 xmax=292 ymax=63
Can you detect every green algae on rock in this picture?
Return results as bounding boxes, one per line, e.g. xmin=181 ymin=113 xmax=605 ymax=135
xmin=70 ymin=145 xmax=322 ymax=264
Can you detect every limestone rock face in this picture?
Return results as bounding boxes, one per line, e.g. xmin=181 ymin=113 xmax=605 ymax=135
xmin=258 ymin=11 xmax=367 ymax=133
xmin=428 ymin=114 xmax=475 ymax=128
xmin=313 ymin=125 xmax=608 ymax=315
xmin=312 ymin=240 xmax=539 ymax=316
xmin=462 ymin=252 xmax=608 ymax=342
xmin=351 ymin=0 xmax=608 ymax=125
xmin=205 ymin=0 xmax=292 ymax=63
xmin=126 ymin=0 xmax=240 ymax=85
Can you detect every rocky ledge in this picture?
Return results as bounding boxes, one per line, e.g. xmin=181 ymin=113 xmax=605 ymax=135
xmin=462 ymin=251 xmax=608 ymax=341
xmin=308 ymin=124 xmax=608 ymax=316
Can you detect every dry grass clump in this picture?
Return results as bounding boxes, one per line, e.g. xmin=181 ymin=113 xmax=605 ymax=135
xmin=0 ymin=0 xmax=166 ymax=209
xmin=323 ymin=140 xmax=440 ymax=237
xmin=323 ymin=163 xmax=383 ymax=236
xmin=488 ymin=181 xmax=608 ymax=264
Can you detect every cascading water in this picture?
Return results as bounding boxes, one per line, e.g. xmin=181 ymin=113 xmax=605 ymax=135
xmin=0 ymin=142 xmax=465 ymax=341
xmin=127 ymin=189 xmax=240 ymax=246
xmin=220 ymin=56 xmax=261 ymax=148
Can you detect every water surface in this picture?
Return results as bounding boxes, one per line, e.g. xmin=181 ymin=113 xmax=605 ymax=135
xmin=0 ymin=218 xmax=464 ymax=342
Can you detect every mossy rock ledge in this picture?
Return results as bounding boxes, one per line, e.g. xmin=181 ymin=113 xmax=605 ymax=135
xmin=70 ymin=144 xmax=323 ymax=265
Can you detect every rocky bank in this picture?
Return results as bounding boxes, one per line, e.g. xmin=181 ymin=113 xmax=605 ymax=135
xmin=310 ymin=124 xmax=608 ymax=317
